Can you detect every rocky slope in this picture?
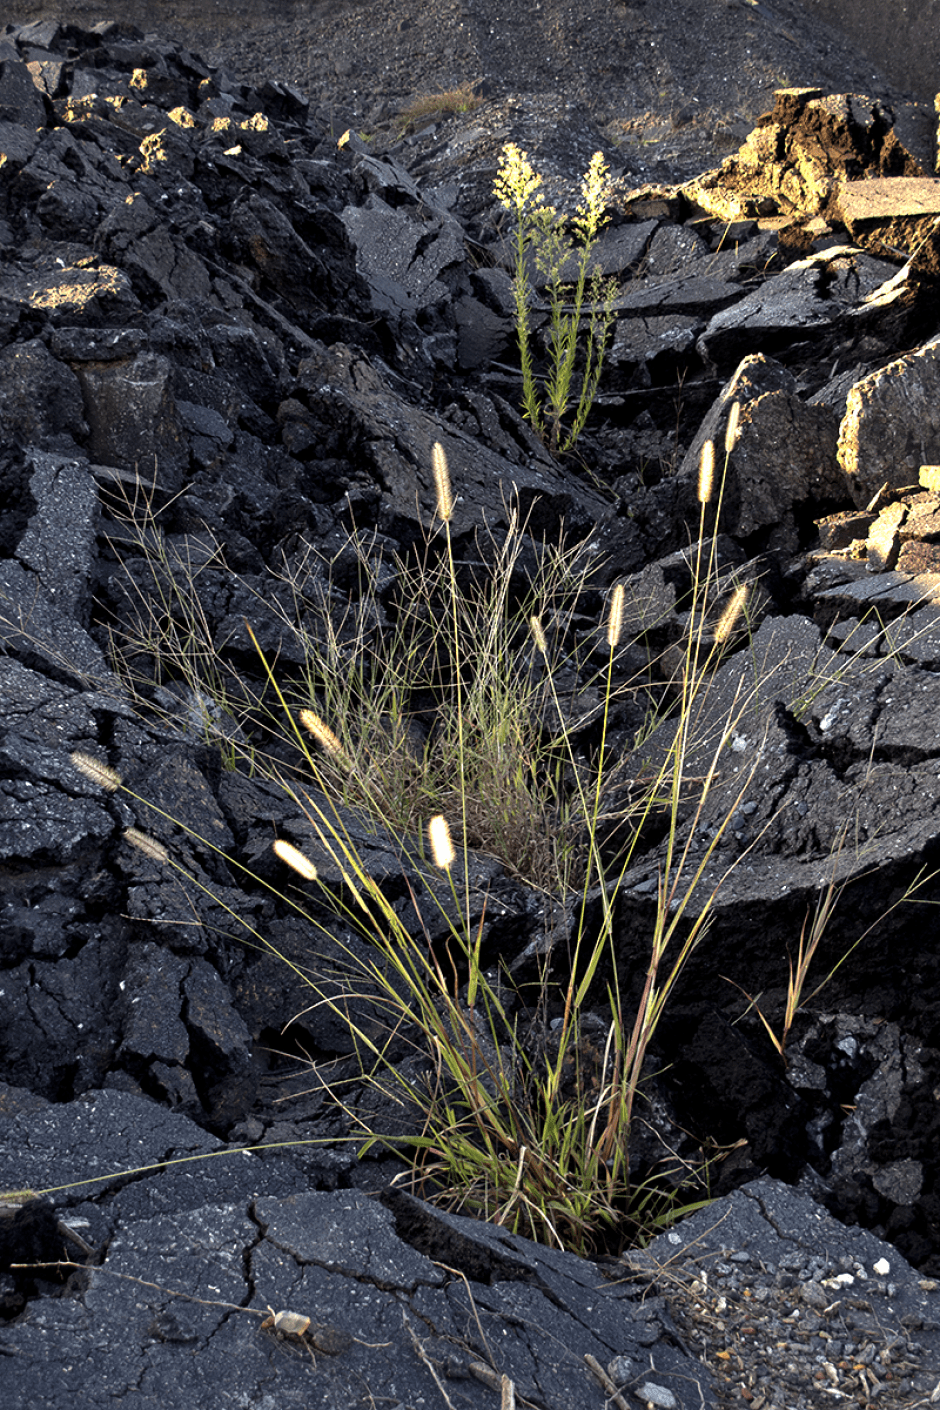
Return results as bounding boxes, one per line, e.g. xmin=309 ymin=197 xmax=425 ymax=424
xmin=3 ymin=0 xmax=923 ymax=170
xmin=2 ymin=13 xmax=940 ymax=1410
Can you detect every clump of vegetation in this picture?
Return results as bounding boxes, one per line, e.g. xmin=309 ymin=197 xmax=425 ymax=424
xmin=396 ymin=82 xmax=482 ymax=131
xmin=68 ymin=431 xmax=789 ymax=1255
xmin=51 ymin=430 xmax=934 ymax=1255
xmin=494 ymin=143 xmax=618 ymax=455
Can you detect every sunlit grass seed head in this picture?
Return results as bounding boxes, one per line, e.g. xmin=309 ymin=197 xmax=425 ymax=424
xmin=273 ymin=838 xmax=318 ymax=882
xmin=724 ymin=401 xmax=741 ymax=454
xmin=431 ymin=441 xmax=453 ymax=523
xmin=124 ymin=827 xmax=170 ymax=864
xmin=428 ymin=814 xmax=455 ymax=871
xmin=529 ymin=614 xmax=548 ymax=657
xmin=607 ymin=583 xmax=625 ymax=649
xmin=714 ymin=583 xmax=749 ymax=644
xmin=299 ymin=710 xmax=347 ymax=760
xmin=697 ymin=440 xmax=715 ymax=506
xmin=71 ymin=750 xmax=122 ymax=793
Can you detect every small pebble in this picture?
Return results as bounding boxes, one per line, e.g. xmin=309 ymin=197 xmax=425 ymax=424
xmin=636 ymin=1383 xmax=677 ymax=1409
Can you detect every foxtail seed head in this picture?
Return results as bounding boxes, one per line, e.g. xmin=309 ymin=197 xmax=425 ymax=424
xmin=273 ymin=839 xmax=318 ymax=882
xmin=714 ymin=583 xmax=749 ymax=645
xmin=71 ymin=750 xmax=122 ymax=793
xmin=724 ymin=401 xmax=741 ymax=454
xmin=431 ymin=441 xmax=453 ymax=522
xmin=697 ymin=440 xmax=715 ymax=505
xmin=299 ymin=710 xmax=346 ymax=760
xmin=125 ymin=828 xmax=170 ymax=864
xmin=428 ymin=814 xmax=455 ymax=870
xmin=607 ymin=582 xmax=625 ymax=648
xmin=529 ymin=614 xmax=548 ymax=657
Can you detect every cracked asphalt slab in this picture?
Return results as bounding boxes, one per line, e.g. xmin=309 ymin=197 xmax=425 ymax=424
xmin=2 ymin=1091 xmax=939 ymax=1408
xmin=0 ymin=1092 xmax=711 ymax=1409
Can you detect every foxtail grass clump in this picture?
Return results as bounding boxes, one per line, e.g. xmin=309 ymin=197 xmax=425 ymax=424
xmin=271 ymin=468 xmax=634 ymax=892
xmin=254 ymin=435 xmax=786 ymax=1249
xmin=67 ymin=433 xmax=813 ymax=1254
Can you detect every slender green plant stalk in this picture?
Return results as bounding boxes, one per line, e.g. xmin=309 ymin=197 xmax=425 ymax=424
xmin=432 ymin=443 xmax=472 ymax=944
xmin=727 ymin=834 xmax=936 ymax=1064
xmin=494 ymin=144 xmax=617 ymax=454
xmin=493 ymin=144 xmax=545 ymax=439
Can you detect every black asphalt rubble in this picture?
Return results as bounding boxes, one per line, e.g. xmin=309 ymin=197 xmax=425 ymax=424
xmin=3 ymin=17 xmax=940 ymax=1408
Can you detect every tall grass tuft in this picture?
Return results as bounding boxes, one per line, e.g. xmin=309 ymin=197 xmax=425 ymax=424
xmin=70 ymin=428 xmax=805 ymax=1254
xmin=240 ymin=437 xmax=772 ymax=1250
